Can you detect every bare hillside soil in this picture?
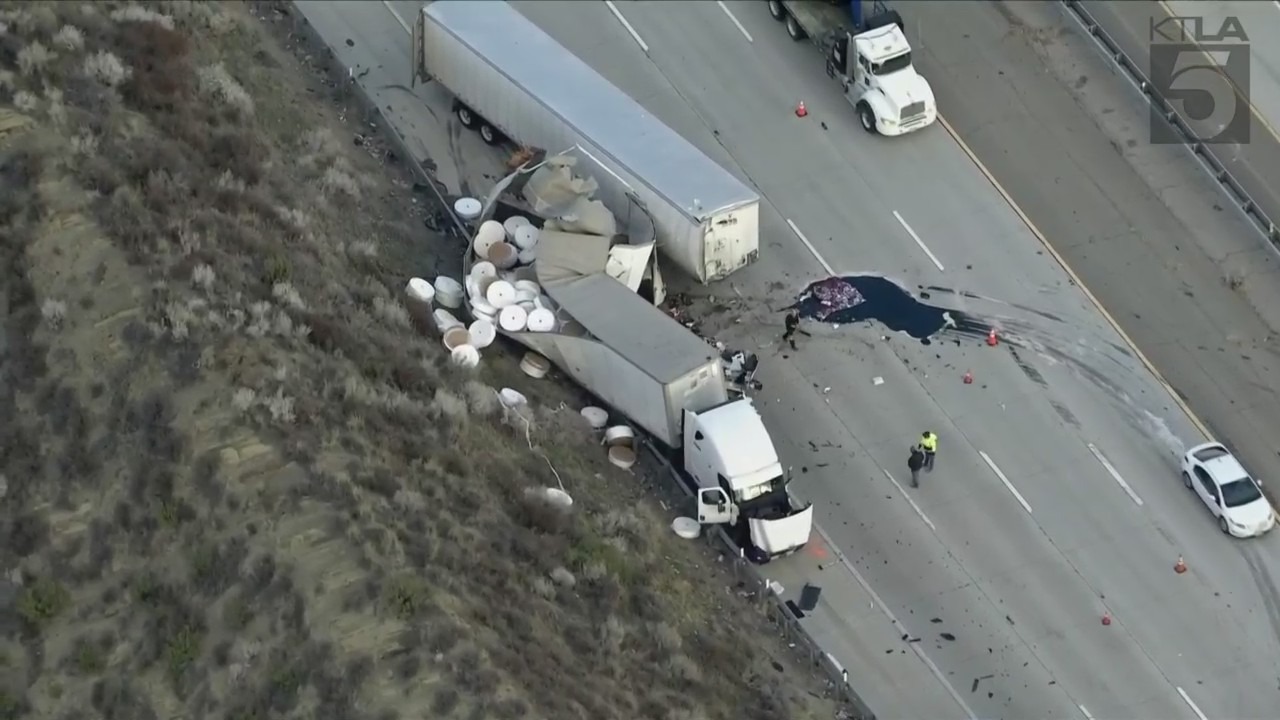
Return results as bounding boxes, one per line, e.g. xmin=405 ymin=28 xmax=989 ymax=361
xmin=0 ymin=2 xmax=848 ymax=719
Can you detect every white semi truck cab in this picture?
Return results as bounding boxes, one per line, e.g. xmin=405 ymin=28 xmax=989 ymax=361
xmin=829 ymin=22 xmax=936 ymax=135
xmin=686 ymin=398 xmax=814 ymax=560
xmin=770 ymin=0 xmax=936 ymax=136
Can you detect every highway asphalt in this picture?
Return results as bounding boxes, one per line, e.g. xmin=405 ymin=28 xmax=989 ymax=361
xmin=297 ymin=1 xmax=1280 ymax=718
xmin=1080 ymin=0 xmax=1280 ymax=244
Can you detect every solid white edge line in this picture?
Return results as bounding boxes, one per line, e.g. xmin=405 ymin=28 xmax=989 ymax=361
xmin=381 ymin=0 xmax=411 ymax=35
xmin=1078 ymin=705 xmax=1095 ymax=720
xmin=893 ymin=210 xmax=945 ymax=272
xmin=604 ymin=0 xmax=650 ymax=54
xmin=882 ymin=469 xmax=937 ymax=532
xmin=1087 ymin=443 xmax=1144 ymax=506
xmin=716 ymin=0 xmax=754 ymax=42
xmin=979 ymin=450 xmax=1034 ymax=514
xmin=812 ymin=523 xmax=979 ymax=720
xmin=786 ymin=218 xmax=836 ymax=276
xmin=1177 ymin=687 xmax=1210 ymax=720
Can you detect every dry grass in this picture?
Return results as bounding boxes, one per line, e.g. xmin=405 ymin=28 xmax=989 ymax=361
xmin=0 ymin=2 xmax=848 ymax=719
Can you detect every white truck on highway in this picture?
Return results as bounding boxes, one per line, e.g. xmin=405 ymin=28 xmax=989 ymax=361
xmin=467 ymin=157 xmax=815 ymax=562
xmin=413 ymin=0 xmax=762 ymax=284
xmin=767 ymin=0 xmax=936 ymax=135
xmin=528 ymin=241 xmax=814 ymax=562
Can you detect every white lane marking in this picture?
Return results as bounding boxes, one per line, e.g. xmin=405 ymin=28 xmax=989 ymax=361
xmin=605 ymin=1 xmax=650 ymax=54
xmin=882 ymin=469 xmax=937 ymax=532
xmin=979 ymin=450 xmax=1033 ymax=514
xmin=786 ymin=219 xmax=836 ymax=276
xmin=893 ymin=210 xmax=945 ymax=272
xmin=381 ymin=0 xmax=411 ymax=34
xmin=1078 ymin=705 xmax=1095 ymax=720
xmin=716 ymin=0 xmax=754 ymax=42
xmin=812 ymin=523 xmax=979 ymax=720
xmin=1087 ymin=443 xmax=1144 ymax=507
xmin=1177 ymin=687 xmax=1210 ymax=720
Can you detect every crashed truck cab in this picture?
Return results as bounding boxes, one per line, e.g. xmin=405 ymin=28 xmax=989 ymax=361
xmin=686 ymin=398 xmax=814 ymax=561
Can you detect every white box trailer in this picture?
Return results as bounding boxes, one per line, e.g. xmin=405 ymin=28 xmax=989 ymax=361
xmin=413 ymin=0 xmax=761 ymax=284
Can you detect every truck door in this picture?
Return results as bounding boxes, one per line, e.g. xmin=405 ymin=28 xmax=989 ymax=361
xmin=696 ymin=488 xmax=735 ymax=525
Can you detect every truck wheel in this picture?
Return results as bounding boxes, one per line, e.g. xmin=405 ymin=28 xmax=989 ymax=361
xmin=455 ymin=103 xmax=476 ymax=129
xmin=785 ymin=15 xmax=806 ymax=41
xmin=479 ymin=123 xmax=502 ymax=146
xmin=857 ymin=102 xmax=878 ymax=134
xmin=768 ymin=0 xmax=786 ymax=21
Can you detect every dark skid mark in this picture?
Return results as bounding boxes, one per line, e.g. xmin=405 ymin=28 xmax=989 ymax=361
xmin=923 ymin=285 xmax=1064 ymax=324
xmin=1007 ymin=346 xmax=1048 ymax=388
xmin=796 ymin=275 xmax=987 ymax=345
xmin=1050 ymin=401 xmax=1080 ymax=429
xmin=1241 ymin=544 xmax=1280 ymax=652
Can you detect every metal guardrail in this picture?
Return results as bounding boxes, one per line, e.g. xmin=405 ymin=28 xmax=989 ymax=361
xmin=644 ymin=444 xmax=877 ymax=720
xmin=1061 ymin=0 xmax=1280 ymax=244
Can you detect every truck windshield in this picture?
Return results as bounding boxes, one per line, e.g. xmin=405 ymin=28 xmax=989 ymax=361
xmin=872 ymin=53 xmax=912 ymax=76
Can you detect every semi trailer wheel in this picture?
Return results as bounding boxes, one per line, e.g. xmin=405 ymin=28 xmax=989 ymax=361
xmin=455 ymin=103 xmax=476 ymax=129
xmin=785 ymin=15 xmax=806 ymax=40
xmin=768 ymin=0 xmax=786 ymax=20
xmin=479 ymin=123 xmax=502 ymax=146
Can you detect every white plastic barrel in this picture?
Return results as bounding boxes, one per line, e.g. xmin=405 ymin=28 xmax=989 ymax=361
xmin=604 ymin=425 xmax=634 ymax=448
xmin=488 ymin=241 xmax=518 ymax=271
xmin=671 ymin=517 xmax=702 ymax=539
xmin=526 ymin=308 xmax=556 ymax=333
xmin=514 ymin=224 xmax=540 ymax=251
xmin=503 ymin=215 xmax=531 ymax=238
xmin=406 ymin=277 xmax=435 ymax=305
xmin=454 ymin=197 xmax=482 ymax=221
xmin=499 ymin=304 xmax=528 ymax=332
xmin=486 ymin=280 xmax=517 ymax=309
xmin=470 ymin=260 xmax=498 ymax=282
xmin=468 ymin=319 xmax=496 ymax=349
xmin=470 ymin=297 xmax=498 ymax=322
xmin=580 ymin=406 xmax=608 ymax=429
xmin=543 ymin=487 xmax=573 ymax=508
xmin=608 ymin=445 xmax=636 ymax=470
xmin=518 ymin=301 xmax=537 ymax=315
xmin=520 ymin=352 xmax=551 ymax=379
xmin=433 ymin=276 xmax=464 ymax=309
xmin=499 ymin=388 xmax=527 ymax=408
xmin=433 ymin=309 xmax=463 ymax=333
xmin=514 ymin=280 xmax=540 ymax=295
xmin=517 ymin=248 xmax=537 ymax=266
xmin=451 ymin=344 xmax=480 ymax=368
xmin=514 ymin=288 xmax=538 ymax=304
xmin=473 ymin=220 xmax=505 ymax=258
xmin=442 ymin=327 xmax=470 ymax=352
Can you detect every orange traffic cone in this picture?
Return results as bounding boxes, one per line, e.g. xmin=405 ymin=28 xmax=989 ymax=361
xmin=1174 ymin=556 xmax=1187 ymax=574
xmin=986 ymin=328 xmax=998 ymax=346
xmin=1101 ymin=611 xmax=1112 ymax=626
xmin=963 ymin=370 xmax=974 ymax=385
xmin=795 ymin=101 xmax=808 ymax=118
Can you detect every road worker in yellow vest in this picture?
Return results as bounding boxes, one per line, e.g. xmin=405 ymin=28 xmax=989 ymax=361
xmin=920 ymin=431 xmax=938 ymax=472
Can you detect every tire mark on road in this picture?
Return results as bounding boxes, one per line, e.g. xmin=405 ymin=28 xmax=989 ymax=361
xmin=1241 ymin=544 xmax=1280 ymax=651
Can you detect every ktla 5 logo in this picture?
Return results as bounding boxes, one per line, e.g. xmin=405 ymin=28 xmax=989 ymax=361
xmin=1149 ymin=15 xmax=1250 ymax=145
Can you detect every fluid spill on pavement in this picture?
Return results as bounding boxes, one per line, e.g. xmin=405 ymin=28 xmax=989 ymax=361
xmin=794 ymin=275 xmax=987 ymax=345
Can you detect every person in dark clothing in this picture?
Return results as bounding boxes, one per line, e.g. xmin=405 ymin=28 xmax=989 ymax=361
xmin=782 ymin=310 xmax=809 ymax=350
xmin=907 ymin=445 xmax=925 ymax=488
